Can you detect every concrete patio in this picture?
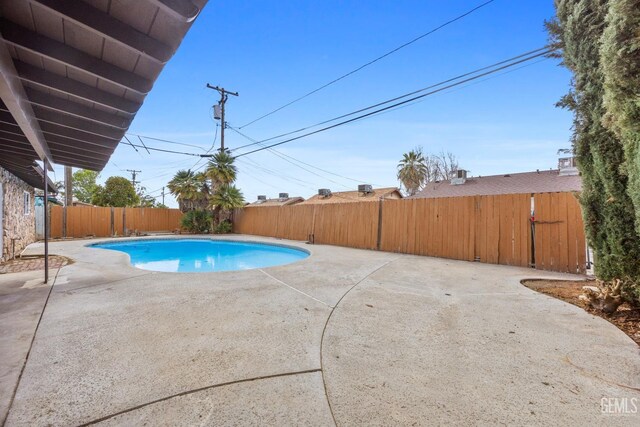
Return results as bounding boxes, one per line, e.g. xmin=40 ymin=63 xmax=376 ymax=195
xmin=1 ymin=235 xmax=638 ymax=426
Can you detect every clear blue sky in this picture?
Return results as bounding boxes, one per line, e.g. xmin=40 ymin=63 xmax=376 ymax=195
xmin=53 ymin=0 xmax=572 ymax=208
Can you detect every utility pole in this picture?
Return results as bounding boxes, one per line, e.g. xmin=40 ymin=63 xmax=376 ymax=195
xmin=64 ymin=165 xmax=73 ymax=206
xmin=206 ymin=84 xmax=238 ymax=151
xmin=126 ymin=169 xmax=141 ymax=187
xmin=161 ymin=187 xmax=165 ymax=205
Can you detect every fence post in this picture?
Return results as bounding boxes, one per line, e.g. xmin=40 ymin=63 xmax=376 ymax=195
xmin=110 ymin=207 xmax=114 ymax=236
xmin=123 ymin=208 xmax=127 ymax=236
xmin=310 ymin=205 xmax=317 ymax=244
xmin=376 ymin=198 xmax=383 ymax=251
xmin=62 ymin=205 xmax=67 ymax=238
xmin=47 ymin=204 xmax=51 ymax=240
xmin=530 ymin=194 xmax=536 ymax=268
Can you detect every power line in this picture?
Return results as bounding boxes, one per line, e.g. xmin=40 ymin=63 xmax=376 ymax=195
xmin=136 ymin=136 xmax=151 ymax=154
xmin=367 ymin=56 xmax=552 ymax=120
xmin=119 ymin=140 xmax=202 ymax=157
xmin=233 ymin=48 xmax=552 ymax=158
xmin=189 ymin=123 xmax=220 ymax=172
xmin=235 ymin=165 xmax=283 ymax=191
xmin=236 ymin=157 xmax=325 ymax=190
xmin=111 ymin=162 xmax=126 ymax=172
xmin=238 ymin=0 xmax=496 ymax=129
xmin=115 ymin=49 xmax=551 ymax=167
xmin=125 ymin=133 xmax=209 ymax=150
xmin=123 ymin=135 xmax=142 ymax=156
xmin=232 ymin=47 xmax=549 ymax=153
xmin=228 ymin=125 xmax=382 ymax=188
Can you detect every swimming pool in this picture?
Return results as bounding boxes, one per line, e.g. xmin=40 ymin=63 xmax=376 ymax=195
xmin=90 ymin=239 xmax=309 ymax=273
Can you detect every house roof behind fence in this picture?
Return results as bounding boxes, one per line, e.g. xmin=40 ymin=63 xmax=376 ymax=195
xmin=248 ymin=197 xmax=305 ymax=207
xmin=411 ymin=169 xmax=582 ymax=199
xmin=300 ymin=187 xmax=402 ymax=204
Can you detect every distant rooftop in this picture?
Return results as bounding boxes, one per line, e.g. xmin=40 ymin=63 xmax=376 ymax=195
xmin=300 ymin=187 xmax=402 ymax=204
xmin=248 ymin=196 xmax=304 ymax=207
xmin=411 ymin=169 xmax=582 ymax=199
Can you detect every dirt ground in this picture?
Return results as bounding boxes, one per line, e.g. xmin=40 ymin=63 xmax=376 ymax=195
xmin=522 ymin=279 xmax=640 ymax=346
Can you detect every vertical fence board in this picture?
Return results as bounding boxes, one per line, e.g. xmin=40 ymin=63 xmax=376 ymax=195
xmin=50 ymin=205 xmax=63 ymax=238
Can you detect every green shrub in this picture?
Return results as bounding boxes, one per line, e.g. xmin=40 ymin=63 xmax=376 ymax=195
xmin=213 ymin=220 xmax=233 ymax=234
xmin=181 ymin=210 xmax=212 ymax=233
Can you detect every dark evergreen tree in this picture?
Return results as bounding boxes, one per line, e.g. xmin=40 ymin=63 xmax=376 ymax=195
xmin=548 ymin=0 xmax=640 ymax=302
xmin=600 ymin=0 xmax=640 ymax=237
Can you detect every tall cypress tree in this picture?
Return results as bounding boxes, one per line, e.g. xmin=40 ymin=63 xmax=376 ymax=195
xmin=548 ymin=0 xmax=640 ymax=302
xmin=600 ymin=0 xmax=640 ymax=237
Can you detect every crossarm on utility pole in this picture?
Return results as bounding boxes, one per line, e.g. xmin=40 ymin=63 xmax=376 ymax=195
xmin=206 ymin=83 xmax=238 ymax=151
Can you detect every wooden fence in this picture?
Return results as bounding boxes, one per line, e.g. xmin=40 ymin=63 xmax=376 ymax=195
xmin=50 ymin=206 xmax=183 ymax=238
xmin=234 ymin=192 xmax=587 ymax=274
xmin=533 ymin=192 xmax=587 ymax=273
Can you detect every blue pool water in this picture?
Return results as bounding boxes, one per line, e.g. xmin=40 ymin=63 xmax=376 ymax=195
xmin=90 ymin=239 xmax=309 ymax=272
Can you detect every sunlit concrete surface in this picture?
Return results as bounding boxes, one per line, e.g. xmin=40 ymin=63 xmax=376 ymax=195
xmin=1 ymin=235 xmax=638 ymax=426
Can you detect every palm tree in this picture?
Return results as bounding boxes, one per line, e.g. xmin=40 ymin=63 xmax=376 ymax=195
xmin=209 ymin=184 xmax=245 ymax=226
xmin=192 ymin=172 xmax=211 ymax=209
xmin=209 ymin=185 xmax=245 ymax=211
xmin=397 ymin=148 xmax=428 ymax=196
xmin=206 ymin=150 xmax=237 ymax=186
xmin=167 ymin=170 xmax=193 ymax=211
xmin=168 ymin=170 xmax=209 ymax=212
xmin=171 ymin=151 xmax=244 ymax=232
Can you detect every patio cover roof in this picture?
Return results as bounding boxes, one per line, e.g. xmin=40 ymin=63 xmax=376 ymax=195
xmin=0 ymin=0 xmax=208 ymax=189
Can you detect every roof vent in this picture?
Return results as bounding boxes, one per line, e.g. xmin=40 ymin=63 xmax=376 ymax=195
xmin=278 ymin=193 xmax=289 ymax=200
xmin=358 ymin=184 xmax=373 ymax=195
xmin=450 ymin=169 xmax=467 ymax=185
xmin=318 ymin=188 xmax=332 ymax=197
xmin=257 ymin=195 xmax=267 ymax=201
xmin=558 ymin=156 xmax=579 ymax=176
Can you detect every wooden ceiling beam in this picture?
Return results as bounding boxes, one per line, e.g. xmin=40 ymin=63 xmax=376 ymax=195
xmin=2 ymin=20 xmax=153 ymax=94
xmin=30 ymin=0 xmax=173 ymax=63
xmin=0 ymin=103 xmax=125 ymax=139
xmin=149 ymin=0 xmax=201 ymax=23
xmin=24 ymin=87 xmax=132 ymax=129
xmin=31 ymin=106 xmax=125 ymax=140
xmin=0 ymin=38 xmax=54 ymax=168
xmin=0 ymin=144 xmax=107 ymax=171
xmin=15 ymin=61 xmax=140 ymax=114
xmin=39 ymin=121 xmax=119 ymax=147
xmin=0 ymin=145 xmax=109 ymax=166
xmin=0 ymin=134 xmax=113 ymax=158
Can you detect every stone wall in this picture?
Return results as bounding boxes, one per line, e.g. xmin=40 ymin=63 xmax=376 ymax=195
xmin=1 ymin=166 xmax=36 ymax=262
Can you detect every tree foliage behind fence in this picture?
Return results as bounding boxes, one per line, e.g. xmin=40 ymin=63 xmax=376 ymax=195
xmin=234 ymin=193 xmax=587 ymax=274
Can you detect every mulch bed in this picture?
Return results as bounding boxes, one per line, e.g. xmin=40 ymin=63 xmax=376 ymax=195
xmin=522 ymin=279 xmax=640 ymax=346
xmin=0 ymin=255 xmax=71 ymax=274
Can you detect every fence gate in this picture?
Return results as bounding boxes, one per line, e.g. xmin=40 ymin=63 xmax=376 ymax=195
xmin=533 ymin=192 xmax=586 ymax=274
